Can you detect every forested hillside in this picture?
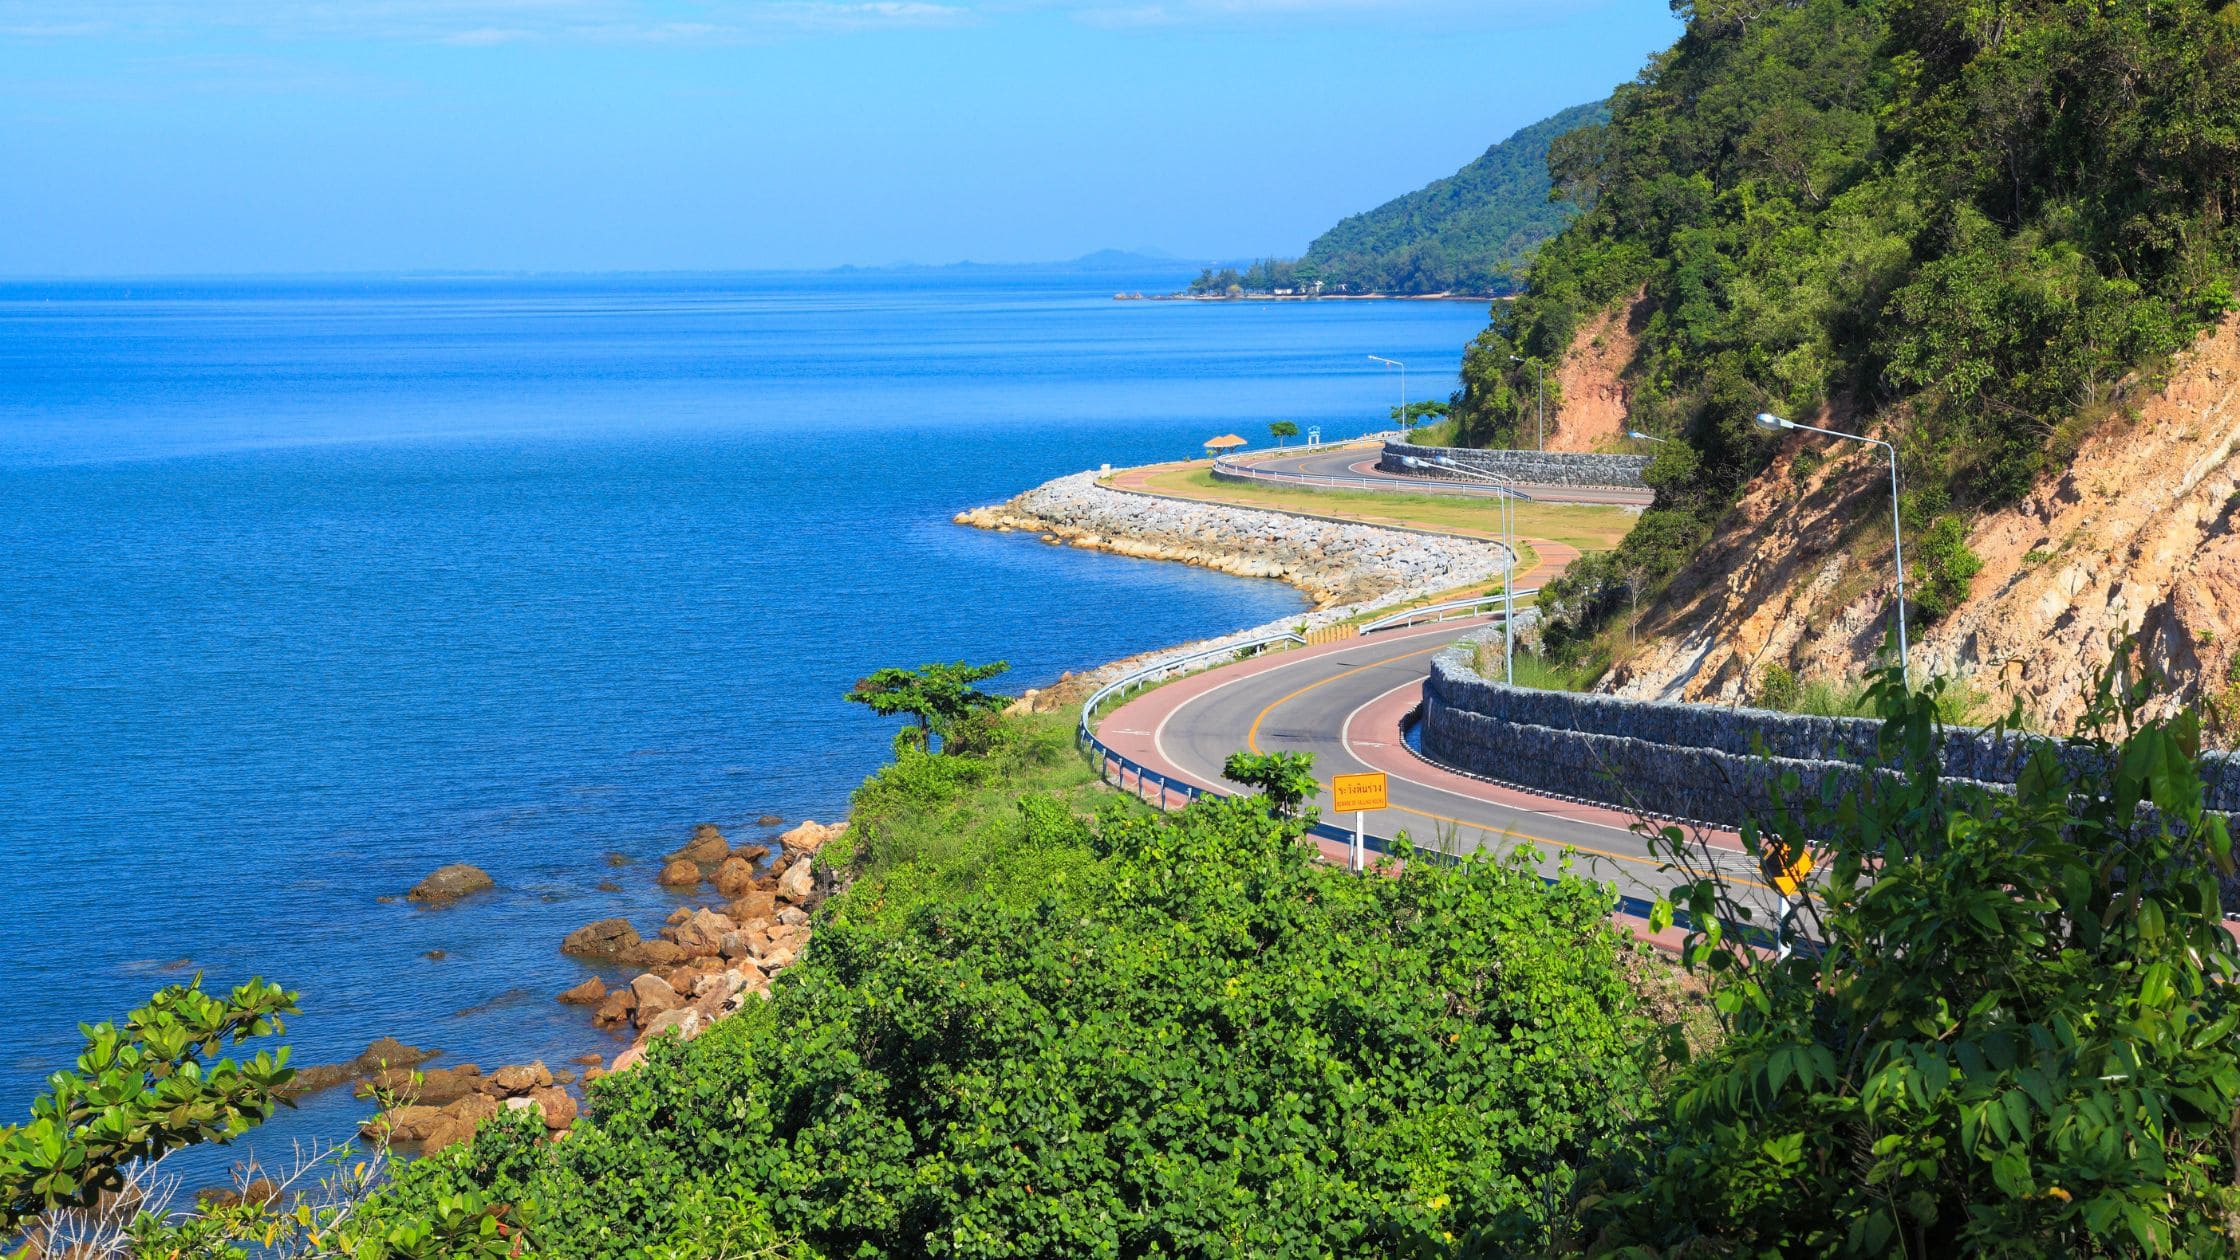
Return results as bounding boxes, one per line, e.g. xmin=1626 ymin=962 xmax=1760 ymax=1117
xmin=1455 ymin=0 xmax=2240 ymax=704
xmin=1301 ymin=100 xmax=1606 ymax=295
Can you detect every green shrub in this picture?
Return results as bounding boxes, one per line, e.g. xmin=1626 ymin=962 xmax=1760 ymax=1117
xmin=1756 ymin=662 xmax=1800 ymax=710
xmin=1911 ymin=514 xmax=1984 ymax=623
xmin=1219 ymin=749 xmax=1319 ymax=816
xmin=371 ymin=725 xmax=1654 ymax=1257
xmin=1594 ymin=663 xmax=2240 ymax=1254
xmin=0 ymin=978 xmax=298 ymax=1233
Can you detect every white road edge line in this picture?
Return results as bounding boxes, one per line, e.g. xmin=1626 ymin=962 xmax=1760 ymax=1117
xmin=1339 ymin=674 xmax=1642 ymax=841
xmin=1146 ymin=618 xmax=1487 ymax=794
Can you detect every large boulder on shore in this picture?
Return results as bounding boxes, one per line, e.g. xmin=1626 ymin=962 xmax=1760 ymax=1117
xmin=406 ymin=864 xmax=494 ymax=905
xmin=711 ymin=855 xmax=758 ymax=898
xmin=556 ymin=976 xmax=607 ymax=1005
xmin=630 ymin=974 xmax=681 ymax=1023
xmin=668 ymin=908 xmax=735 ymax=957
xmin=489 ymin=1062 xmax=553 ymax=1098
xmin=562 ymin=917 xmax=641 ymax=959
xmin=778 ymin=820 xmax=844 ymax=861
xmin=775 ymin=858 xmax=815 ymax=905
xmin=665 ymin=824 xmax=730 ymax=867
xmin=527 ymin=1085 xmax=577 ymax=1130
xmin=656 ymin=859 xmax=702 ymax=887
xmin=726 ymin=890 xmax=778 ymax=923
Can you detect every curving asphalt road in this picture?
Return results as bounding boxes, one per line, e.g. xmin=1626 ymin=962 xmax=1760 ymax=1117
xmin=1087 ymin=440 xmax=1770 ymax=937
xmin=1236 ymin=442 xmax=1655 ymax=508
xmin=1095 ymin=618 xmax=1781 ymax=932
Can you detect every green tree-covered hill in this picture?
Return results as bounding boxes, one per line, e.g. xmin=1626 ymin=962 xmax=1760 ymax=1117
xmin=1461 ymin=0 xmax=2240 ymax=661
xmin=1301 ymin=99 xmax=1608 ymax=295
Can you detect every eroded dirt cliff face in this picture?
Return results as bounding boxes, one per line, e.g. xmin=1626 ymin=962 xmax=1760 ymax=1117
xmin=1607 ymin=314 xmax=2240 ymax=733
xmin=1543 ymin=292 xmax=1646 ymax=453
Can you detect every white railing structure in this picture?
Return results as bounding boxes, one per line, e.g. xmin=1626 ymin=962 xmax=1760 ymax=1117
xmin=1359 ymin=589 xmax=1539 ymax=634
xmin=1210 ymin=449 xmax=1514 ymax=497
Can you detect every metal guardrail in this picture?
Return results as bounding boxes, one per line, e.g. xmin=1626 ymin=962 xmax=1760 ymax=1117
xmin=1071 ymin=610 xmax=1757 ymax=945
xmin=1358 ymin=589 xmax=1540 ymax=635
xmin=1211 ymin=452 xmax=1422 ymax=494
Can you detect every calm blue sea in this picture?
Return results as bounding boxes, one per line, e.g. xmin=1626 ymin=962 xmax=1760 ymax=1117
xmin=0 ymin=268 xmax=1488 ymax=1162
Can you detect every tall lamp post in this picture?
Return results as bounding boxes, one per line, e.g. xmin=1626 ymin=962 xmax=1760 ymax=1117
xmin=1402 ymin=454 xmax=1528 ymax=683
xmin=1754 ymin=412 xmax=1908 ymax=674
xmin=1510 ymin=354 xmax=1544 ymax=450
xmin=1369 ymin=355 xmax=1406 ymax=436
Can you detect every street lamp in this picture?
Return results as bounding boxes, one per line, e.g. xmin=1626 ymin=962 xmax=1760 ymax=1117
xmin=1402 ymin=454 xmax=1529 ymax=683
xmin=1754 ymin=411 xmax=1908 ymax=673
xmin=1511 ymin=354 xmax=1545 ymax=450
xmin=1369 ymin=355 xmax=1406 ymax=436
xmin=1626 ymin=429 xmax=1668 ymax=444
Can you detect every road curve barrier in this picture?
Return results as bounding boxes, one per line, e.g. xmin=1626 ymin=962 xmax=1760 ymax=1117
xmin=1378 ymin=440 xmax=1651 ymax=490
xmin=1071 ymin=610 xmax=1702 ymax=937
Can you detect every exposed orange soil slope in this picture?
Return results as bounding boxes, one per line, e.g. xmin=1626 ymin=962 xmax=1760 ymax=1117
xmin=1544 ymin=291 xmax=1647 ymax=453
xmin=1607 ymin=313 xmax=2240 ymax=732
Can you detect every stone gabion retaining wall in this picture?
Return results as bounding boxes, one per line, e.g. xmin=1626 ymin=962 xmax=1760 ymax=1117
xmin=1380 ymin=441 xmax=1651 ymax=489
xmin=1419 ymin=647 xmax=2240 ymax=828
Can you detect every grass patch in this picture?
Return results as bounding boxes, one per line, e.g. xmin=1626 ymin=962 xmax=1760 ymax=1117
xmin=820 ymin=707 xmax=1147 ymax=937
xmin=1135 ymin=464 xmax=1638 ymax=554
xmin=1473 ymin=638 xmax=1600 ymax=690
xmin=1754 ymin=662 xmax=2001 ymax=724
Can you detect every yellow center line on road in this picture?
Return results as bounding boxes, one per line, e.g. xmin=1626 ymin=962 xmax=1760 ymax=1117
xmin=1240 ymin=642 xmax=1775 ymax=890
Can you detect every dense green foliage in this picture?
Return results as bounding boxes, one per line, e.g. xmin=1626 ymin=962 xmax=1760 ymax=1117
xmin=845 ymin=660 xmax=1010 ymax=751
xmin=1219 ymin=748 xmax=1319 ymax=816
xmin=1 ymin=979 xmax=298 ymax=1234
xmin=367 ymin=716 xmax=1653 ymax=1256
xmin=1592 ymin=662 xmax=2240 ymax=1254
xmin=1303 ymin=101 xmax=1609 ymax=296
xmin=1269 ymin=420 xmax=1300 ymax=445
xmin=1461 ymin=0 xmax=2240 ymax=652
xmin=1185 ymin=259 xmax=1313 ymax=295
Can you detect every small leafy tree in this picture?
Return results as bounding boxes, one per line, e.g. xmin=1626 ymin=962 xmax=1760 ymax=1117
xmin=846 ymin=660 xmax=1010 ymax=752
xmin=1222 ymin=749 xmax=1319 ymax=818
xmin=1911 ymin=513 xmax=1985 ymax=623
xmin=1590 ymin=655 xmax=2240 ymax=1254
xmin=1 ymin=978 xmax=298 ymax=1234
xmin=1269 ymin=420 xmax=1300 ymax=446
xmin=1389 ymin=400 xmax=1450 ymax=431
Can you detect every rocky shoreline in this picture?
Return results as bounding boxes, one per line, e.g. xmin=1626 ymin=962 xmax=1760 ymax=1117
xmin=955 ymin=470 xmax=1507 ymax=609
xmin=313 ymin=818 xmax=844 ymax=1158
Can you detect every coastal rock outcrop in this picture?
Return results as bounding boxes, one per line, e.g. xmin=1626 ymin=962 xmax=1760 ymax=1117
xmin=359 ymin=1058 xmax=578 ymax=1152
xmin=954 ymin=471 xmax=1509 ymax=610
xmin=665 ymin=824 xmax=731 ymax=867
xmin=562 ymin=917 xmax=641 ymax=959
xmin=406 ymin=863 xmax=494 ymax=905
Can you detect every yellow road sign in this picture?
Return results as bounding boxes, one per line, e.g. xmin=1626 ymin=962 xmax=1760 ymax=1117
xmin=1767 ymin=843 xmax=1816 ymax=898
xmin=1332 ymin=772 xmax=1389 ymax=813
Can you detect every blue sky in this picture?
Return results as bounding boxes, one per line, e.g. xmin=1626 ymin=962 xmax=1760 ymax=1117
xmin=0 ymin=1 xmax=1681 ymax=274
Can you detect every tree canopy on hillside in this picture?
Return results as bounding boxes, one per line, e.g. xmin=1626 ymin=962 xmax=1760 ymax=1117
xmin=1302 ymin=99 xmax=1609 ymax=296
xmin=1460 ymin=0 xmax=2240 ymax=662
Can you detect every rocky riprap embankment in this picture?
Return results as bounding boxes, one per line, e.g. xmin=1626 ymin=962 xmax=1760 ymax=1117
xmin=955 ymin=471 xmax=1507 ymax=609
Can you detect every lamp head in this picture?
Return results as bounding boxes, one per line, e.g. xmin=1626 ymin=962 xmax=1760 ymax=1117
xmin=1626 ymin=430 xmax=1651 ymax=441
xmin=1509 ymin=355 xmax=1524 ymax=364
xmin=1754 ymin=412 xmax=1793 ymax=433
